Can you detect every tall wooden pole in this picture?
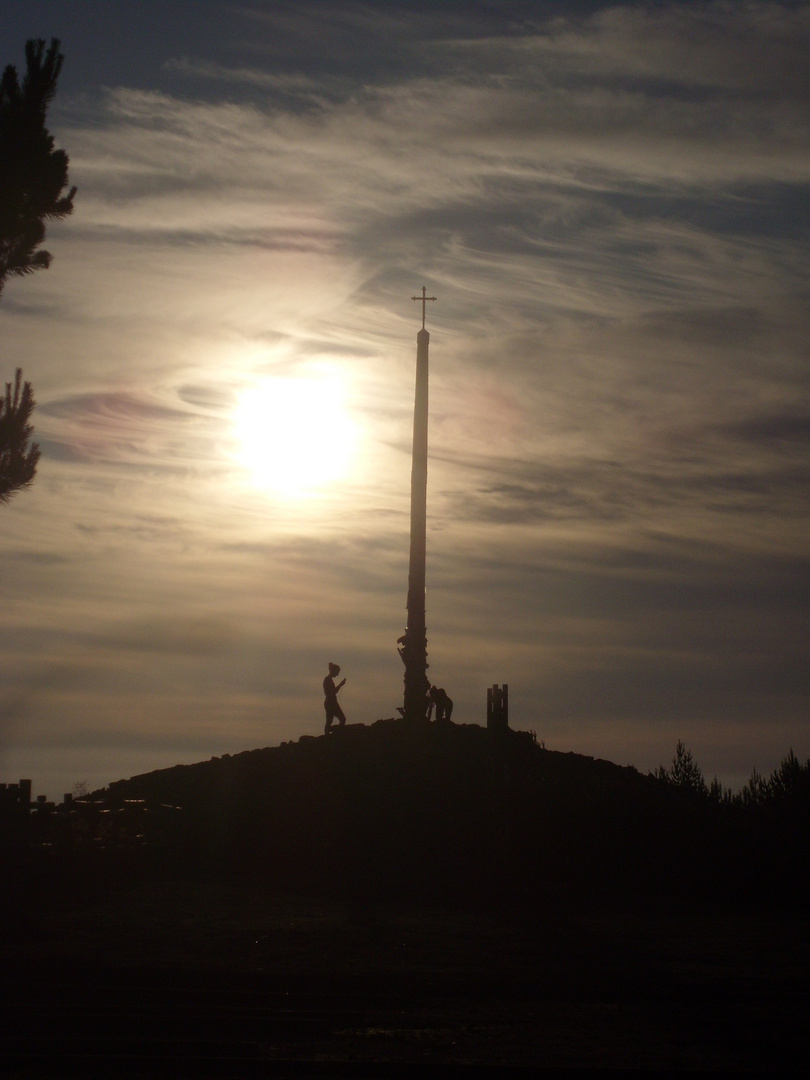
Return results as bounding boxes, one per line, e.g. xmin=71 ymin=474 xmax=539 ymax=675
xmin=401 ymin=287 xmax=436 ymax=722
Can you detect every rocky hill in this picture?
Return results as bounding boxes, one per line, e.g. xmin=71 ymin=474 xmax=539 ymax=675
xmin=90 ymin=718 xmax=792 ymax=910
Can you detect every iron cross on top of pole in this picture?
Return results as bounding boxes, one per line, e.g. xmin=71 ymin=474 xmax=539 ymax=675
xmin=412 ymin=285 xmax=437 ymax=330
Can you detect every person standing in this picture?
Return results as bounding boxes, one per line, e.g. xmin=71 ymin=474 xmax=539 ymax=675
xmin=323 ymin=662 xmax=347 ymax=733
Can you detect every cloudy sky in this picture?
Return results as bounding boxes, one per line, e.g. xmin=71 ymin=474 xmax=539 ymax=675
xmin=2 ymin=0 xmax=808 ymax=800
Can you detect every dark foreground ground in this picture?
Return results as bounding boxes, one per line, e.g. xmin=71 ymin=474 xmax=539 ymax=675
xmin=3 ymin=879 xmax=809 ymax=1077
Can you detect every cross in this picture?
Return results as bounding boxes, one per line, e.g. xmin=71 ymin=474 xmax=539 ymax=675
xmin=411 ymin=285 xmax=437 ymax=330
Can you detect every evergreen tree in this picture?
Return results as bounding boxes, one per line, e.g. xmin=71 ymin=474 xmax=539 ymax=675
xmin=0 ymin=369 xmax=40 ymax=503
xmin=0 ymin=38 xmax=76 ymax=293
xmin=1 ymin=39 xmax=75 ymax=503
xmin=657 ymin=740 xmax=708 ymax=796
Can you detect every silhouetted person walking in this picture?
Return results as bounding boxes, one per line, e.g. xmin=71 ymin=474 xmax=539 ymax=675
xmin=428 ymin=685 xmax=453 ymax=723
xmin=323 ymin=662 xmax=347 ymax=733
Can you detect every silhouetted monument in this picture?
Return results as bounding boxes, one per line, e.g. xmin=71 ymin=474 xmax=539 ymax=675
xmin=399 ymin=286 xmax=436 ymax=723
xmin=487 ymin=684 xmax=509 ymax=732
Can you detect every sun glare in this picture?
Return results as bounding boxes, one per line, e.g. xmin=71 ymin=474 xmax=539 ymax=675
xmin=233 ymin=374 xmax=358 ymax=496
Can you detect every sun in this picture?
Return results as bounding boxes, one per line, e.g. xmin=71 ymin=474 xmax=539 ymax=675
xmin=232 ymin=373 xmax=358 ymax=496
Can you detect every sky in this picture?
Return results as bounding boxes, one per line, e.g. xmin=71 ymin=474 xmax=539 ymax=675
xmin=1 ymin=0 xmax=808 ymax=801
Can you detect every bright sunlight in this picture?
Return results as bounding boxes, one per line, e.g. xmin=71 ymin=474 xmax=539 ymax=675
xmin=233 ymin=373 xmax=359 ymax=497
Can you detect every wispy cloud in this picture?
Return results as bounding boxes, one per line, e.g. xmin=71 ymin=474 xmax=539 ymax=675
xmin=1 ymin=0 xmax=808 ymax=799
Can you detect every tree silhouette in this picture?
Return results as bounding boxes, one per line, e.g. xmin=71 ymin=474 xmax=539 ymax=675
xmin=1 ymin=39 xmax=75 ymax=503
xmin=656 ymin=740 xmax=708 ymax=796
xmin=0 ymin=369 xmax=40 ymax=503
xmin=741 ymin=749 xmax=810 ymax=809
xmin=0 ymin=38 xmax=76 ymax=294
